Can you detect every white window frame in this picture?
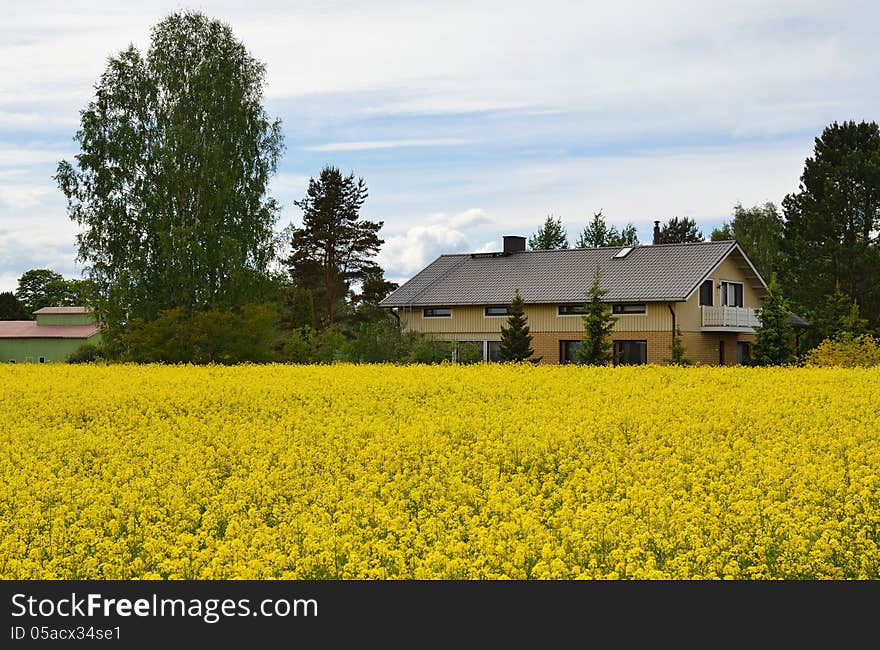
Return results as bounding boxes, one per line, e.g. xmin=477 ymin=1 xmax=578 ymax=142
xmin=720 ymin=281 xmax=744 ymax=308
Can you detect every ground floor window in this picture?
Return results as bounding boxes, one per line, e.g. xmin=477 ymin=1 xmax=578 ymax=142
xmin=39 ymin=356 xmax=46 ymax=364
xmin=736 ymin=341 xmax=751 ymax=365
xmin=559 ymin=340 xmax=583 ymax=364
xmin=613 ymin=340 xmax=647 ymax=365
xmin=452 ymin=340 xmax=501 ymax=362
xmin=450 ymin=341 xmax=483 ymax=363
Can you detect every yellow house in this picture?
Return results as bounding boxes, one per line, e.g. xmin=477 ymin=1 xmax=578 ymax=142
xmin=379 ymin=231 xmax=788 ymax=365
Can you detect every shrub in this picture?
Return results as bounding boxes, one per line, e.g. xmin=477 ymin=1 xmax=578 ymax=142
xmin=66 ymin=343 xmax=105 ymax=364
xmin=119 ymin=304 xmax=280 ymax=364
xmin=803 ymin=334 xmax=880 ymax=367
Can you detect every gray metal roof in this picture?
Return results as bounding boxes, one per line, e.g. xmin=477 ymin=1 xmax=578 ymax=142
xmin=380 ymin=240 xmax=742 ymax=307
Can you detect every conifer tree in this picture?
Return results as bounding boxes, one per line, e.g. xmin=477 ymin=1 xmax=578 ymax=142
xmin=753 ymin=274 xmax=794 ymax=366
xmin=528 ymin=215 xmax=569 ymax=250
xmin=498 ymin=289 xmax=538 ymax=362
xmin=576 ymin=266 xmax=615 ymax=365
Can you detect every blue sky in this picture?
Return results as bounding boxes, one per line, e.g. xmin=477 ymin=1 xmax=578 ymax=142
xmin=1 ymin=0 xmax=878 ymax=291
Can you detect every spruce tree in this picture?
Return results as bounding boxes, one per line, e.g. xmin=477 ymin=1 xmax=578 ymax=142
xmin=576 ymin=266 xmax=615 ymax=365
xmin=0 ymin=291 xmax=29 ymax=320
xmin=752 ymin=274 xmax=794 ymax=366
xmin=657 ymin=217 xmax=704 ymax=243
xmin=576 ymin=210 xmax=638 ymax=247
xmin=498 ymin=289 xmax=538 ymax=362
xmin=528 ymin=215 xmax=569 ymax=250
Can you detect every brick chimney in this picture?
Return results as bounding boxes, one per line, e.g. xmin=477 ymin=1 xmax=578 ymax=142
xmin=652 ymin=221 xmax=661 ymax=245
xmin=503 ymin=235 xmax=526 ymax=254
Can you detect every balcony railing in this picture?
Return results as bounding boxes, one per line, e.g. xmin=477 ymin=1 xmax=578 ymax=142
xmin=701 ymin=306 xmax=761 ymax=329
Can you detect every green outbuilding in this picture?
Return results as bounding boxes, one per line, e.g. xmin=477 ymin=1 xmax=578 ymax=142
xmin=0 ymin=307 xmax=100 ymax=363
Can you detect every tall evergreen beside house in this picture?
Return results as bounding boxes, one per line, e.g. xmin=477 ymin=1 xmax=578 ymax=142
xmin=498 ymin=289 xmax=538 ymax=362
xmin=752 ymin=274 xmax=794 ymax=366
xmin=576 ymin=266 xmax=615 ymax=365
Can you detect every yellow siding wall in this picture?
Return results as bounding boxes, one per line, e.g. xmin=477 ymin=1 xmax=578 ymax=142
xmin=399 ymin=303 xmax=672 ymax=335
xmin=398 ymin=321 xmax=756 ymax=366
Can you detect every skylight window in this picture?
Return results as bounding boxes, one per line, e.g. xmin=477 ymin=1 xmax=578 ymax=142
xmin=613 ymin=247 xmax=633 ymax=259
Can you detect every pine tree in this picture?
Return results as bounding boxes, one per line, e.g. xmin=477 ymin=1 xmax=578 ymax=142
xmin=0 ymin=291 xmax=29 ymax=320
xmin=576 ymin=212 xmax=609 ymax=248
xmin=658 ymin=217 xmax=704 ymax=243
xmin=810 ymin=282 xmax=868 ymax=345
xmin=284 ymin=166 xmax=385 ymax=326
xmin=576 ymin=266 xmax=615 ymax=365
xmin=528 ymin=215 xmax=569 ymax=250
xmin=498 ymin=289 xmax=539 ymax=362
xmin=576 ymin=210 xmax=639 ymax=247
xmin=781 ymin=120 xmax=880 ymax=333
xmin=752 ymin=274 xmax=794 ymax=366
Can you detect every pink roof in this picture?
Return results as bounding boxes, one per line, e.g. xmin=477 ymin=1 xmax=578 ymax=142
xmin=33 ymin=306 xmax=93 ymax=314
xmin=0 ymin=321 xmax=100 ymax=339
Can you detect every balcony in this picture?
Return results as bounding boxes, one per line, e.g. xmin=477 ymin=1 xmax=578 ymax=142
xmin=701 ymin=306 xmax=761 ymax=331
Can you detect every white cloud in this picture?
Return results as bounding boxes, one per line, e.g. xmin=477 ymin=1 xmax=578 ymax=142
xmin=0 ymin=147 xmax=68 ymax=167
xmin=377 ymin=208 xmax=494 ymax=280
xmin=303 ymin=138 xmax=470 ymax=152
xmin=0 ymin=111 xmax=79 ymax=129
xmin=0 ymin=185 xmax=53 ymax=209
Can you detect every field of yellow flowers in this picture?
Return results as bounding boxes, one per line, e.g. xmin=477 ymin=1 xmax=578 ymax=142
xmin=1 ymin=364 xmax=878 ymax=579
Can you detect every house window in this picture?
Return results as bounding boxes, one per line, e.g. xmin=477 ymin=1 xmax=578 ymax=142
xmin=484 ymin=306 xmax=509 ymax=317
xmin=559 ymin=340 xmax=583 ymax=364
xmin=613 ymin=340 xmax=647 ymax=365
xmin=558 ymin=305 xmax=586 ymax=316
xmin=699 ymin=279 xmax=714 ymax=306
xmin=486 ymin=340 xmax=501 ymax=362
xmin=8 ymin=359 xmax=14 ymax=364
xmin=736 ymin=342 xmax=751 ymax=365
xmin=39 ymin=357 xmax=46 ymax=364
xmin=721 ymin=282 xmax=744 ymax=308
xmin=423 ymin=307 xmax=452 ymax=318
xmin=454 ymin=341 xmax=483 ymax=364
xmin=612 ymin=303 xmax=646 ymax=315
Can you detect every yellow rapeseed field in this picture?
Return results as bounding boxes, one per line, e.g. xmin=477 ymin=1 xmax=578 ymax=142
xmin=1 ymin=364 xmax=878 ymax=579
